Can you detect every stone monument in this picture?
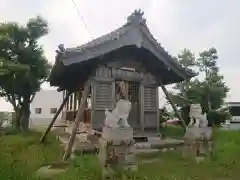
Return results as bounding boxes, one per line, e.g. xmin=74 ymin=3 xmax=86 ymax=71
xmin=184 ymin=104 xmax=213 ymax=161
xmin=98 ymin=99 xmax=137 ymax=178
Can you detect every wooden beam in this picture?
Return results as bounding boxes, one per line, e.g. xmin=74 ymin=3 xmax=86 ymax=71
xmin=160 ymin=81 xmax=187 ymax=130
xmin=62 ymin=81 xmax=90 ymax=161
xmin=40 ymin=91 xmax=71 ymax=143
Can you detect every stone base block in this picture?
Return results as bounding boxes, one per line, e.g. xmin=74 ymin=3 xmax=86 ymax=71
xmin=98 ymin=127 xmax=137 ymax=174
xmin=102 ymin=126 xmax=133 ymax=142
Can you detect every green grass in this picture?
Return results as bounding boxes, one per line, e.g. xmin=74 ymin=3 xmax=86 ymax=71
xmin=0 ymin=129 xmax=101 ymax=180
xmin=160 ymin=124 xmax=185 ymax=139
xmin=1 ymin=129 xmax=240 ymax=179
xmin=0 ymin=130 xmax=63 ymax=179
xmin=137 ymin=130 xmax=240 ymax=180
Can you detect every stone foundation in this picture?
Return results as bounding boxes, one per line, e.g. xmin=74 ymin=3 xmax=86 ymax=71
xmin=183 ymin=127 xmax=213 ymax=161
xmin=98 ymin=126 xmax=137 ymax=177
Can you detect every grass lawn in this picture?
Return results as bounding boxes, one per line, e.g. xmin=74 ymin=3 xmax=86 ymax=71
xmin=1 ymin=128 xmax=240 ymax=179
xmin=160 ymin=124 xmax=185 ymax=139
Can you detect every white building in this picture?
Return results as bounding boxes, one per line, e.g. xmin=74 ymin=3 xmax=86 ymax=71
xmin=29 ymin=90 xmax=63 ymax=128
xmin=227 ymin=102 xmax=240 ymax=130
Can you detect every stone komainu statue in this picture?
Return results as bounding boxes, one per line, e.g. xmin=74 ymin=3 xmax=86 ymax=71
xmin=104 ymin=99 xmax=131 ymax=128
xmin=184 ymin=104 xmax=213 ymax=157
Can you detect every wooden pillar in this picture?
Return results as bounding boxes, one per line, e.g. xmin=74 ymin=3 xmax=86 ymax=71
xmin=125 ymin=81 xmax=129 ymax=100
xmin=111 ymin=80 xmax=116 ymax=109
xmin=62 ymin=81 xmax=90 ymax=161
xmin=139 ymin=83 xmax=144 ymax=134
xmin=156 ymin=87 xmax=160 ymax=133
xmin=78 ymin=90 xmax=82 ymax=106
xmin=160 ymin=81 xmax=187 ymax=130
xmin=61 ymin=91 xmax=64 ymax=120
xmin=91 ymin=82 xmax=95 ymax=129
xmin=66 ymin=91 xmax=69 ymax=111
xmin=76 ymin=91 xmax=79 ymax=109
xmin=40 ymin=91 xmax=71 ymax=143
xmin=69 ymin=94 xmax=73 ymax=111
xmin=73 ymin=92 xmax=77 ymax=118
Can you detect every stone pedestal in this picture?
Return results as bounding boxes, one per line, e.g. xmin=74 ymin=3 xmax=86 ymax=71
xmin=98 ymin=126 xmax=137 ymax=177
xmin=102 ymin=126 xmax=133 ymax=142
xmin=183 ymin=127 xmax=213 ymax=160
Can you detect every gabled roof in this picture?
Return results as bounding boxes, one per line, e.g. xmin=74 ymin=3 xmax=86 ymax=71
xmin=49 ymin=9 xmax=196 ymax=90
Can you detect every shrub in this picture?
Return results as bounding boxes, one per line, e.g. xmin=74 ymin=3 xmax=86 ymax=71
xmin=208 ymin=110 xmax=231 ymax=126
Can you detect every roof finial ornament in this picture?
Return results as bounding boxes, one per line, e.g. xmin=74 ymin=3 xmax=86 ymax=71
xmin=127 ymin=9 xmax=146 ymax=25
xmin=55 ymin=44 xmax=65 ymax=55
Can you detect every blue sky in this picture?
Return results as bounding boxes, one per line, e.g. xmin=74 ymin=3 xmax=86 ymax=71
xmin=0 ymin=0 xmax=239 ymax=111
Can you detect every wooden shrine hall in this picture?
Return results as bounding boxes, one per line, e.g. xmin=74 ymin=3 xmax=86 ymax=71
xmin=47 ymin=10 xmax=196 ymax=138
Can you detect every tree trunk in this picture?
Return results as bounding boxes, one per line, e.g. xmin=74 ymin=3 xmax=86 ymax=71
xmin=180 ymin=79 xmax=191 ymax=125
xmin=13 ymin=106 xmax=21 ymax=129
xmin=181 ymin=106 xmax=190 ymax=125
xmin=20 ymin=96 xmax=30 ymax=131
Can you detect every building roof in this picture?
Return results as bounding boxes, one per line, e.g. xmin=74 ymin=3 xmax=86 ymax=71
xmin=228 ymin=102 xmax=240 ymax=107
xmin=49 ymin=9 xmax=196 ymax=90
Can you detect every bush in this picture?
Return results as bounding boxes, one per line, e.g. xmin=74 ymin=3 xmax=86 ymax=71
xmin=208 ymin=110 xmax=231 ymax=126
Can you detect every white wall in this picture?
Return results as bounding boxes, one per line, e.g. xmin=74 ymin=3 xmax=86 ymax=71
xmin=29 ymin=90 xmax=63 ymax=128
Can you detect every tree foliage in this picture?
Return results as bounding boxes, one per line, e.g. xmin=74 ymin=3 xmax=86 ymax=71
xmin=0 ymin=16 xmax=51 ymax=130
xmin=0 ymin=58 xmax=30 ymax=75
xmin=170 ymin=47 xmax=229 ymax=125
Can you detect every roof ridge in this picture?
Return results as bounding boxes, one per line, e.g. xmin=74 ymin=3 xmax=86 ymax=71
xmin=63 ymin=9 xmax=146 ymax=54
xmin=66 ymin=24 xmax=128 ymax=52
xmin=139 ymin=23 xmax=197 ymax=76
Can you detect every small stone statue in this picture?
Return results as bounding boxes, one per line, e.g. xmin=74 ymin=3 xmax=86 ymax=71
xmin=104 ymin=99 xmax=131 ymax=128
xmin=184 ymin=104 xmax=213 ymax=159
xmin=55 ymin=44 xmax=65 ymax=55
xmin=188 ymin=104 xmax=208 ymax=128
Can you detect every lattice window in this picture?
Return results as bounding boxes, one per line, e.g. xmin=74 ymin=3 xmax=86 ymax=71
xmin=115 ymin=80 xmax=139 ymax=103
xmin=128 ymin=81 xmax=139 ymax=103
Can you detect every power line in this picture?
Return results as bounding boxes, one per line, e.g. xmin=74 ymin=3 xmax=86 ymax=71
xmin=70 ymin=0 xmax=93 ymax=39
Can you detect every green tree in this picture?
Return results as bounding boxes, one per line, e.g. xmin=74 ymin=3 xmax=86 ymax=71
xmin=170 ymin=47 xmax=229 ymax=125
xmin=174 ymin=48 xmax=197 ymax=92
xmin=0 ymin=58 xmax=30 ymax=75
xmin=196 ymin=48 xmax=229 ymax=125
xmin=0 ymin=16 xmax=51 ymax=130
xmin=197 ymin=48 xmax=229 ymax=113
xmin=170 ymin=49 xmax=197 ymax=124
